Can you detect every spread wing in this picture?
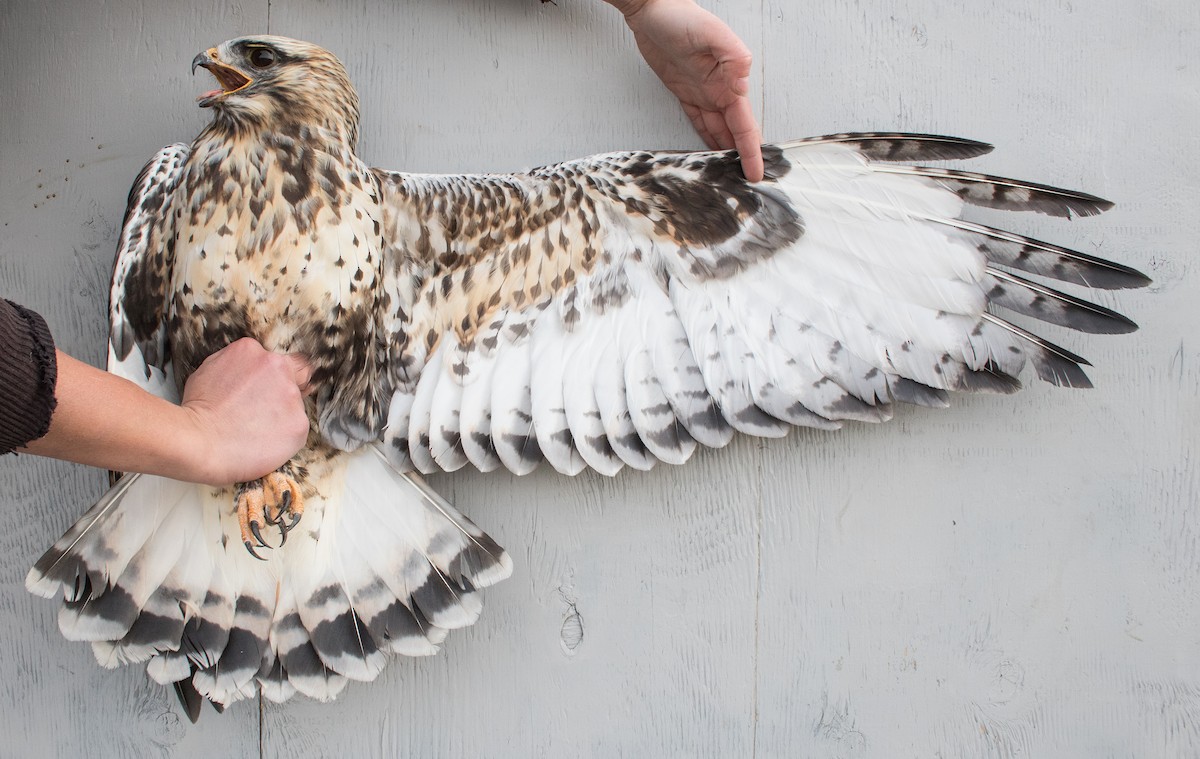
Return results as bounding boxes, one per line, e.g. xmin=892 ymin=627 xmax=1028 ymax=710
xmin=108 ymin=143 xmax=190 ymax=401
xmin=372 ymin=133 xmax=1149 ymax=477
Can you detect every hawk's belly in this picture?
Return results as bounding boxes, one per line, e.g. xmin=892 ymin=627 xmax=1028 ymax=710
xmin=173 ymin=213 xmax=382 ymax=363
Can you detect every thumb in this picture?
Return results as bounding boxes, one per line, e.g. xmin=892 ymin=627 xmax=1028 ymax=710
xmin=284 ymin=353 xmax=315 ymax=395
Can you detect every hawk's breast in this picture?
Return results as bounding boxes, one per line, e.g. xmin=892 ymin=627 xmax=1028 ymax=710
xmin=167 ymin=134 xmax=385 ymax=386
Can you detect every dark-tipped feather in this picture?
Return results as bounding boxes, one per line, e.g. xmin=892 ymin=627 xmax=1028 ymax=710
xmin=954 ymin=361 xmax=1023 ymax=394
xmin=875 ymin=165 xmax=1113 ymax=218
xmin=982 ymin=314 xmax=1094 ymax=388
xmin=985 ymin=268 xmax=1139 ymax=334
xmin=173 ymin=675 xmax=203 ymax=724
xmin=889 ymin=378 xmax=951 ymax=408
xmin=781 ymin=132 xmax=994 ymax=161
xmin=935 ymin=218 xmax=1152 ymax=289
xmin=28 ymin=474 xmax=139 ymax=593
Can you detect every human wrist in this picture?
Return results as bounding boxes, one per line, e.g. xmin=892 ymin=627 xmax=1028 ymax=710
xmin=606 ymin=0 xmax=661 ymax=20
xmin=167 ymin=402 xmax=226 ymax=486
xmin=611 ymin=0 xmax=703 ymax=41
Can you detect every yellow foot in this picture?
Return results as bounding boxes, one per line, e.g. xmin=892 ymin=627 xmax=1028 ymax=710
xmin=236 ymin=469 xmax=305 ymax=560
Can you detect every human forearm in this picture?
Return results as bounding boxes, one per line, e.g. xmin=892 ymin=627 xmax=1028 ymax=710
xmin=20 ymin=350 xmax=218 ymax=481
xmin=21 ymin=340 xmax=311 ymax=486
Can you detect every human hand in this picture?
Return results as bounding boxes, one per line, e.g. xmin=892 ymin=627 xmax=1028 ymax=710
xmin=615 ymin=0 xmax=764 ymax=181
xmin=180 ymin=338 xmax=313 ymax=485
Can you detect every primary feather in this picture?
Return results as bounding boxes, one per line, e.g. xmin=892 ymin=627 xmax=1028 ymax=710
xmin=28 ymin=36 xmax=1146 ymax=717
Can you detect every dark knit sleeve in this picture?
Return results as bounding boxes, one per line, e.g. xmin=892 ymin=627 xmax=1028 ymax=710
xmin=0 ymin=299 xmax=59 ymax=453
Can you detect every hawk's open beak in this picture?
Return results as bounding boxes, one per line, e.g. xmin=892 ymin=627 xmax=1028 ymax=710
xmin=192 ymin=48 xmax=252 ymax=108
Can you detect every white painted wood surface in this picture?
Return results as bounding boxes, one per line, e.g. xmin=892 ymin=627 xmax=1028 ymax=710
xmin=1 ymin=1 xmax=1196 ymax=756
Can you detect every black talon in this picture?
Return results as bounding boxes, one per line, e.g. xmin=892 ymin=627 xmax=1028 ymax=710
xmin=277 ymin=507 xmax=302 ymax=542
xmin=244 ymin=540 xmax=267 ymax=561
xmin=250 ymin=521 xmax=269 ymax=548
xmin=266 ymin=490 xmax=291 ymax=525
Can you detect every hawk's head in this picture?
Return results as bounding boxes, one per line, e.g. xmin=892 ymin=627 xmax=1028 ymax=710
xmin=192 ymin=36 xmax=360 ymax=142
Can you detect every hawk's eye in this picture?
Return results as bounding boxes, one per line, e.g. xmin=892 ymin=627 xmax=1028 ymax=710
xmin=248 ymin=48 xmax=277 ymax=69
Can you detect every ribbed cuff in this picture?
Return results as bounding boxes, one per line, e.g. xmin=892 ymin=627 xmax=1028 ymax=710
xmin=0 ymin=299 xmax=58 ymax=453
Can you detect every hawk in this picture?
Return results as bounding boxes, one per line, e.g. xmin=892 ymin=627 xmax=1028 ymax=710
xmin=26 ymin=36 xmax=1147 ymax=719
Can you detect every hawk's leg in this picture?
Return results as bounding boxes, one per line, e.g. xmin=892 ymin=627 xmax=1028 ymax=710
xmin=235 ymin=463 xmax=305 ymax=560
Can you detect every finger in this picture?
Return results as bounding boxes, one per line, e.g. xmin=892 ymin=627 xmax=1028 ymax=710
xmin=730 ymin=73 xmax=750 ymax=98
xmin=682 ymin=103 xmax=720 ymax=150
xmin=736 ymin=141 xmax=765 ymax=183
xmin=701 ymin=109 xmax=735 ymax=151
xmin=285 ymin=353 xmax=315 ymax=394
xmin=723 ymin=97 xmax=764 ymax=182
xmin=196 ymin=338 xmax=239 ymax=370
xmin=227 ymin=336 xmax=266 ymax=358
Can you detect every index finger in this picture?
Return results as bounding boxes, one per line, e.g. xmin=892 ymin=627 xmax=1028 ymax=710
xmin=724 ymin=96 xmax=764 ymax=182
xmin=284 ymin=353 xmax=315 ymax=395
